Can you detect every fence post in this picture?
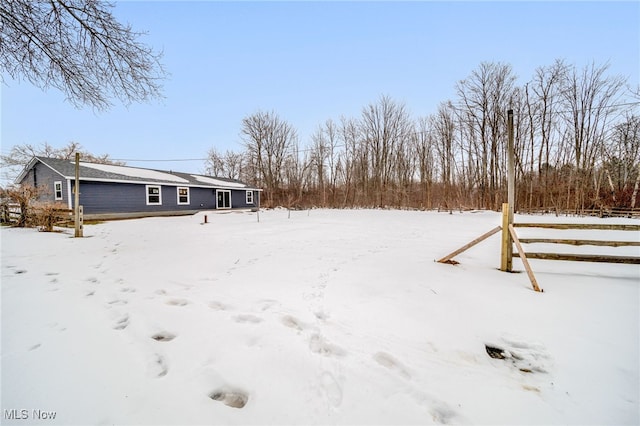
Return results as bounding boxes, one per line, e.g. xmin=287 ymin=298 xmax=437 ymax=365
xmin=74 ymin=153 xmax=83 ymax=237
xmin=501 ymin=203 xmax=513 ymax=271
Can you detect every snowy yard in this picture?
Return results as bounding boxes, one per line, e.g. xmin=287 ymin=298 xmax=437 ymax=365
xmin=1 ymin=209 xmax=638 ymax=425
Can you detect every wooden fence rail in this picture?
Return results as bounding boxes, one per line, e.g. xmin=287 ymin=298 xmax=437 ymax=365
xmin=438 ymin=203 xmax=639 ymax=293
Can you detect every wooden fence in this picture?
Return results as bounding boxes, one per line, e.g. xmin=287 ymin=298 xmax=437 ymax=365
xmin=1 ymin=203 xmax=73 ymax=228
xmin=438 ymin=203 xmax=639 ymax=293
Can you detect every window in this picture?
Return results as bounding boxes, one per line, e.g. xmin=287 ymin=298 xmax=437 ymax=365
xmin=177 ymin=187 xmax=190 ymax=205
xmin=146 ymin=185 xmax=162 ymax=205
xmin=246 ymin=190 xmax=254 ymax=204
xmin=54 ymin=181 xmax=63 ymax=200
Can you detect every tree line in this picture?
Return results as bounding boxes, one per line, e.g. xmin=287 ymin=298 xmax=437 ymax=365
xmin=206 ymin=60 xmax=640 ymax=213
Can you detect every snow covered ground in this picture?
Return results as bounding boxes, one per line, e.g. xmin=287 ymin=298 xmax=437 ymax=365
xmin=1 ymin=209 xmax=638 ymax=425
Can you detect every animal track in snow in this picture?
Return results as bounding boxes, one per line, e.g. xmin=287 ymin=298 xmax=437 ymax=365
xmin=113 ymin=314 xmax=129 ymax=330
xmin=149 ymin=353 xmax=168 ymax=377
xmin=373 ymin=352 xmax=411 ymax=379
xmin=309 ymin=334 xmax=347 ymax=357
xmin=209 ymin=389 xmax=249 ymax=409
xmin=151 ymin=331 xmax=176 ymax=342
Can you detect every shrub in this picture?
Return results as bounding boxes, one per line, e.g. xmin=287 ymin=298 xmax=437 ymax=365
xmin=33 ymin=202 xmax=71 ymax=232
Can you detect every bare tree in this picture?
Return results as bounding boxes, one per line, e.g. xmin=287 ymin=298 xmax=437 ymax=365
xmin=240 ymin=110 xmax=297 ymax=206
xmin=456 ymin=62 xmax=517 ymax=209
xmin=204 ymin=147 xmax=224 ymax=177
xmin=561 ymin=62 xmax=627 ymax=210
xmin=359 ymin=95 xmax=413 ymax=206
xmin=1 ymin=0 xmax=166 ymax=110
xmin=431 ymin=101 xmax=457 ymax=209
xmin=414 ymin=117 xmax=435 ymax=208
xmin=603 ymin=114 xmax=640 ymax=206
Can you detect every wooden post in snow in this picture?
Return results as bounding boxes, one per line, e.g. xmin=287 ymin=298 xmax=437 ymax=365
xmin=500 ymin=203 xmax=512 ymax=271
xmin=500 ymin=109 xmax=515 ymax=271
xmin=74 ymin=152 xmax=83 ymax=238
xmin=509 ymin=224 xmax=542 ymax=292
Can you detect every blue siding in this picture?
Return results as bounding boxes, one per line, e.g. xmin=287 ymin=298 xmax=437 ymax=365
xmin=231 ymin=189 xmax=258 ymax=208
xmin=74 ymin=181 xmax=257 ymax=214
xmin=19 ymin=162 xmax=69 ymax=206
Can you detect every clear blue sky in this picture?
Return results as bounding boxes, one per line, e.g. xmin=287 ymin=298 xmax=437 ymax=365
xmin=2 ymin=1 xmax=639 ymax=175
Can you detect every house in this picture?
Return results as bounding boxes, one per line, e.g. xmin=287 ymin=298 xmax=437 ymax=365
xmin=15 ymin=156 xmax=261 ymax=219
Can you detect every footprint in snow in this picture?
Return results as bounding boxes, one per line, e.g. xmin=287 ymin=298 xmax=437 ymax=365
xmin=281 ymin=315 xmax=305 ymax=331
xmin=208 ymin=389 xmax=249 ymax=409
xmin=373 ymin=352 xmax=411 ymax=379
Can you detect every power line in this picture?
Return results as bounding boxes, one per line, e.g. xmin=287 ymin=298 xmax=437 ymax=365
xmin=111 ymin=157 xmax=207 ymax=162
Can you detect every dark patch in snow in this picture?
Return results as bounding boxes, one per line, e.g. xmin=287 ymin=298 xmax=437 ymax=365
xmin=151 ymin=331 xmax=176 ymax=342
xmin=14 ymin=269 xmax=27 ymax=274
xmin=485 ymin=344 xmax=506 ymax=359
xmin=485 ymin=338 xmax=550 ymax=374
xmin=209 ymin=389 xmax=248 ymax=408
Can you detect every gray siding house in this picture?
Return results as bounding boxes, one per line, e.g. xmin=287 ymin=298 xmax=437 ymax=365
xmin=16 ymin=157 xmax=261 ymax=219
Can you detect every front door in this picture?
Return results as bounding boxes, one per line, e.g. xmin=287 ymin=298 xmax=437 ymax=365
xmin=216 ymin=190 xmax=231 ymax=209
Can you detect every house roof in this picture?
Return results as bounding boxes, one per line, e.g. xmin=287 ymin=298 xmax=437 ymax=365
xmin=16 ymin=156 xmax=259 ymax=190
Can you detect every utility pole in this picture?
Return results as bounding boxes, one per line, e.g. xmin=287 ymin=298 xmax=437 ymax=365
xmin=501 ymin=109 xmax=515 ymax=271
xmin=74 ymin=152 xmax=83 ymax=237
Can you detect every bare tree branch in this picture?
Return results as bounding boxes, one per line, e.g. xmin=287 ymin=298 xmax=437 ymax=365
xmin=0 ymin=0 xmax=167 ymax=110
